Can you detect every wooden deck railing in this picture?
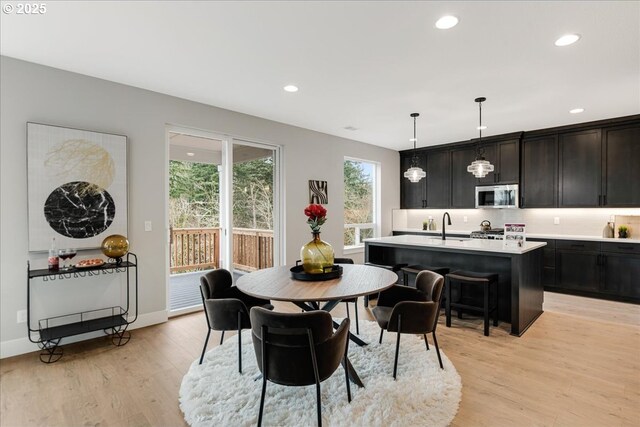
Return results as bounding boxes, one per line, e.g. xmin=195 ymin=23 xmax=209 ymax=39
xmin=232 ymin=228 xmax=274 ymax=272
xmin=170 ymin=227 xmax=273 ymax=273
xmin=170 ymin=227 xmax=220 ymax=273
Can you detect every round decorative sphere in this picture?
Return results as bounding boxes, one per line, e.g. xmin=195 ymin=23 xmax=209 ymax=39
xmin=101 ymin=234 xmax=129 ymax=258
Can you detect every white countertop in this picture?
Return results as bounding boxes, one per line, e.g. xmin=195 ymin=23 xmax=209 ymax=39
xmin=366 ymin=235 xmax=546 ymax=254
xmin=393 ymin=229 xmax=640 ymax=244
xmin=526 ymin=233 xmax=640 ymax=244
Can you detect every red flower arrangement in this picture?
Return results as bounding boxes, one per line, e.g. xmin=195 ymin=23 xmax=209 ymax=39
xmin=304 ymin=204 xmax=327 ymax=233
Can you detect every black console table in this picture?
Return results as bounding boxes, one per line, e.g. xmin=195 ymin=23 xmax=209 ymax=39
xmin=27 ymin=253 xmax=138 ymax=363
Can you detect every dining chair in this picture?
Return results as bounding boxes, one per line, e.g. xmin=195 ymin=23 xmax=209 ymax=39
xmin=334 ymin=258 xmax=359 ymax=334
xmin=250 ymin=307 xmax=351 ymax=427
xmin=372 ymin=270 xmax=445 ymax=378
xmin=199 ymin=269 xmax=273 ymax=372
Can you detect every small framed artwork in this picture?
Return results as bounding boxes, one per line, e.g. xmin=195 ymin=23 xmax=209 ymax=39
xmin=27 ymin=123 xmax=128 ymax=252
xmin=309 ymin=180 xmax=328 ymax=204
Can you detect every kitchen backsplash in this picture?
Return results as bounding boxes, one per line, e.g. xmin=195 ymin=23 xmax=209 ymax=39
xmin=393 ymin=208 xmax=640 ymax=237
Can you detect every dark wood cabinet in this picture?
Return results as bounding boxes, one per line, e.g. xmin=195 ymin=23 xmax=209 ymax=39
xmin=496 ymin=139 xmax=520 ymax=183
xmin=600 ymin=253 xmax=640 ymax=299
xmin=425 ymin=149 xmax=451 ymax=208
xmin=521 ymin=135 xmax=557 ymax=208
xmin=476 ymin=139 xmax=520 ymax=185
xmin=602 ymin=124 xmax=640 ymax=207
xmin=450 ymin=146 xmax=477 ymax=208
xmin=600 ymin=242 xmax=640 ymax=299
xmin=400 ymin=151 xmax=426 ymax=209
xmin=556 ymin=246 xmax=600 ymax=292
xmin=522 ymin=121 xmax=639 ymax=208
xmin=548 ymin=239 xmax=640 ymax=303
xmin=399 ymin=116 xmax=639 ymax=209
xmin=558 ymin=129 xmax=602 ymax=207
xmin=529 ymin=238 xmax=555 ymax=287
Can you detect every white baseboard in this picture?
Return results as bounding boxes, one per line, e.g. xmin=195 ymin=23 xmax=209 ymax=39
xmin=0 ymin=309 xmax=169 ymax=359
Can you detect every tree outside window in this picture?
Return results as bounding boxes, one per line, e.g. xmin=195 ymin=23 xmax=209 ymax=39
xmin=344 ymin=158 xmax=378 ymax=248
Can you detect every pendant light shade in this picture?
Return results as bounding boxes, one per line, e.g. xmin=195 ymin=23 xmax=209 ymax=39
xmin=467 ymin=97 xmax=494 ymax=178
xmin=467 ymin=157 xmax=494 ymax=178
xmin=403 ymin=113 xmax=426 ymax=183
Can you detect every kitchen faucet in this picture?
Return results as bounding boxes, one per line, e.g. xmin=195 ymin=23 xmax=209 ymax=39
xmin=442 ymin=212 xmax=452 ymax=240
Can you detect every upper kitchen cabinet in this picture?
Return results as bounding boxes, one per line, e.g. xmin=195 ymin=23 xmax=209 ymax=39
xmin=558 ymin=120 xmax=640 ymax=207
xmin=476 ymin=137 xmax=521 ymax=185
xmin=524 ymin=116 xmax=639 ymax=208
xmin=400 ymin=151 xmax=427 ymax=209
xmin=451 ymin=146 xmax=477 ymax=208
xmin=521 ymin=135 xmax=558 ymax=208
xmin=397 ymin=115 xmax=639 ymax=210
xmin=559 ymin=129 xmax=602 ymax=207
xmin=425 ymin=149 xmax=451 ymax=208
xmin=602 ymin=124 xmax=640 ymax=207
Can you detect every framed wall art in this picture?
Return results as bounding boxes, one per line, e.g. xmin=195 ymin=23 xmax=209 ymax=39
xmin=309 ymin=180 xmax=328 ymax=204
xmin=27 ymin=123 xmax=128 ymax=252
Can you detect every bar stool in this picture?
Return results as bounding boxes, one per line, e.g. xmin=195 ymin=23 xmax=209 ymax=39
xmin=401 ymin=265 xmax=450 ymax=287
xmin=363 ymin=262 xmax=407 ymax=307
xmin=445 ymin=270 xmax=499 ymax=336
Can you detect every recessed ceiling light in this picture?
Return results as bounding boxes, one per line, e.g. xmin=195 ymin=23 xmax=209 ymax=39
xmin=186 ymin=152 xmax=195 ymax=156
xmin=283 ymin=85 xmax=299 ymax=92
xmin=569 ymin=108 xmax=584 ymax=114
xmin=409 ymin=138 xmax=417 ymax=142
xmin=435 ymin=15 xmax=459 ymax=30
xmin=477 ymin=125 xmax=487 ymax=130
xmin=555 ymin=34 xmax=581 ymax=47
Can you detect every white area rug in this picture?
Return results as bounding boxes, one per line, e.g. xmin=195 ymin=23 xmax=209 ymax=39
xmin=180 ymin=319 xmax=461 ymax=427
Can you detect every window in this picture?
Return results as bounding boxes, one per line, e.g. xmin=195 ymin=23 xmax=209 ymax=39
xmin=344 ymin=158 xmax=380 ymax=250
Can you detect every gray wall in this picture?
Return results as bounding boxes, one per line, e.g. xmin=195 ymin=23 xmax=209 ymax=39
xmin=0 ymin=56 xmax=400 ymax=357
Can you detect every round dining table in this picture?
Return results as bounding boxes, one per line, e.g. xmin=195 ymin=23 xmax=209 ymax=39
xmin=236 ymin=263 xmax=397 ymax=304
xmin=236 ymin=263 xmax=398 ymax=387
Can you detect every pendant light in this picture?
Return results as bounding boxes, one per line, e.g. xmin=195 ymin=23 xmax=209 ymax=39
xmin=403 ymin=113 xmax=426 ymax=183
xmin=467 ymin=97 xmax=495 ymax=178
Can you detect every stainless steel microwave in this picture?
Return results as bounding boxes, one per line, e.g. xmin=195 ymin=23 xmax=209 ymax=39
xmin=475 ymin=185 xmax=519 ymax=209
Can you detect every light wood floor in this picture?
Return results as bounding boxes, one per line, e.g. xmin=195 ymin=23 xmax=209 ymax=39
xmin=1 ymin=292 xmax=639 ymax=427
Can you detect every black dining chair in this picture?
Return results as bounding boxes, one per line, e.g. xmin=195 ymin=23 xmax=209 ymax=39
xmin=372 ymin=270 xmax=445 ymax=378
xmin=250 ymin=307 xmax=351 ymax=427
xmin=334 ymin=258 xmax=360 ymax=334
xmin=199 ymin=269 xmax=273 ymax=372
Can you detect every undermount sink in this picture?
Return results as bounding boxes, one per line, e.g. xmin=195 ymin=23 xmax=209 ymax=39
xmin=423 ymin=237 xmax=469 ymax=242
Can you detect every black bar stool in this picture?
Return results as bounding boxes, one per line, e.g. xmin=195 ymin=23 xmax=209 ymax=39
xmin=363 ymin=262 xmax=407 ymax=307
xmin=445 ymin=270 xmax=499 ymax=336
xmin=401 ymin=265 xmax=450 ymax=287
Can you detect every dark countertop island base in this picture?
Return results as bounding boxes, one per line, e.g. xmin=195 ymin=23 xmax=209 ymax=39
xmin=366 ymin=241 xmax=544 ymax=336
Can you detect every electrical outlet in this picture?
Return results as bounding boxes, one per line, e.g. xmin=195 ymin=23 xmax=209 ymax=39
xmin=463 ymin=216 xmax=468 ymax=223
xmin=553 ymin=217 xmax=560 ymax=225
xmin=144 ymin=221 xmax=152 ymax=232
xmin=17 ymin=309 xmax=27 ymax=324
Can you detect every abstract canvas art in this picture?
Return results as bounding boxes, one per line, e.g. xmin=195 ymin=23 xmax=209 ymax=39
xmin=27 ymin=123 xmax=128 ymax=251
xmin=309 ymin=180 xmax=328 ymax=204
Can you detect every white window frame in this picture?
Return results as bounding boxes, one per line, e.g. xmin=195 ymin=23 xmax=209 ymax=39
xmin=343 ymin=157 xmax=381 ymax=254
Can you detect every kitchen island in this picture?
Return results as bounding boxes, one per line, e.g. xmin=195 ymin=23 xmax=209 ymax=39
xmin=365 ymin=235 xmax=547 ymax=336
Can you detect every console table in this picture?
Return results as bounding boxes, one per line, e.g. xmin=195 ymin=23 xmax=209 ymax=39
xmin=27 ymin=253 xmax=138 ymax=363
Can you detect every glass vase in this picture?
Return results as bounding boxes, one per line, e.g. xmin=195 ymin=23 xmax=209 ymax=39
xmin=301 ymin=232 xmax=335 ymax=274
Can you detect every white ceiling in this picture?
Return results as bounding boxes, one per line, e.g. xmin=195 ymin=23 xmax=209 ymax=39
xmin=2 ymin=1 xmax=639 ymax=151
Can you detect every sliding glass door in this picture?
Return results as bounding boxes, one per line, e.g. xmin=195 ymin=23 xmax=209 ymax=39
xmin=230 ymin=140 xmax=279 ymax=273
xmin=166 ymin=127 xmax=281 ymax=315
